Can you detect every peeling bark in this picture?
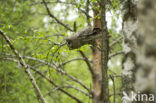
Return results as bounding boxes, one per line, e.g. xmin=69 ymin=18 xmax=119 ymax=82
xmin=92 ymin=7 xmax=103 ymax=102
xmin=91 ymin=1 xmax=110 ymax=103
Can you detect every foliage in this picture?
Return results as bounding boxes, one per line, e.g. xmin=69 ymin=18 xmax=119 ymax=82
xmin=0 ymin=0 xmax=122 ymax=103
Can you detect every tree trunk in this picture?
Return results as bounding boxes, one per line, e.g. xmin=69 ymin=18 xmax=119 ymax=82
xmin=121 ymin=0 xmax=137 ymax=100
xmin=92 ymin=5 xmax=103 ymax=103
xmin=135 ymin=0 xmax=156 ymax=102
xmin=92 ymin=1 xmax=110 ymax=103
xmin=100 ymin=0 xmax=110 ymax=103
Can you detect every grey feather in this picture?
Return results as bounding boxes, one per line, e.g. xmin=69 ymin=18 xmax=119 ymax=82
xmin=66 ymin=27 xmax=101 ymax=50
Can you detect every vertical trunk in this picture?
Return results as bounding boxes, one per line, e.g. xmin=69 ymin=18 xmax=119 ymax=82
xmin=100 ymin=0 xmax=110 ymax=103
xmin=92 ymin=1 xmax=110 ymax=103
xmin=121 ymin=0 xmax=137 ymax=99
xmin=135 ymin=0 xmax=156 ymax=102
xmin=92 ymin=4 xmax=103 ymax=102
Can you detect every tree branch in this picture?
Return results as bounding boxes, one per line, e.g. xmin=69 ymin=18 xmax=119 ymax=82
xmin=0 ymin=57 xmax=84 ymax=103
xmin=32 ymin=1 xmax=75 ymax=5
xmin=0 ymin=30 xmax=47 ymax=103
xmin=30 ymin=66 xmax=84 ymax=103
xmin=110 ymin=75 xmax=116 ymax=103
xmin=42 ymin=0 xmax=74 ymax=31
xmin=109 ymin=51 xmax=124 ymax=59
xmin=32 ymin=1 xmax=92 ymax=19
xmin=45 ymin=85 xmax=91 ymax=98
xmin=78 ymin=50 xmax=94 ymax=77
xmin=109 ymin=92 xmax=122 ymax=97
xmin=58 ymin=57 xmax=85 ymax=67
xmin=110 ymin=37 xmax=123 ymax=48
xmin=2 ymin=54 xmax=90 ymax=92
xmin=100 ymin=0 xmax=110 ymax=102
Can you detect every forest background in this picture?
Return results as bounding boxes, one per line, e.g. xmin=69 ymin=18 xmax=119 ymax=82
xmin=0 ymin=0 xmax=155 ymax=103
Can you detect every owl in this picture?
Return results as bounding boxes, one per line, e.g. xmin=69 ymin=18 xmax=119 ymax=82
xmin=66 ymin=27 xmax=101 ymax=50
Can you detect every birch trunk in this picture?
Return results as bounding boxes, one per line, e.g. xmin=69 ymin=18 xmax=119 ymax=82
xmin=135 ymin=0 xmax=156 ymax=102
xmin=121 ymin=0 xmax=137 ymax=99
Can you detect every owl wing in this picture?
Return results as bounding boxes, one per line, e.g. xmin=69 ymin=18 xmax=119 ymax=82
xmin=78 ymin=27 xmax=101 ymax=38
xmin=78 ymin=27 xmax=94 ymax=38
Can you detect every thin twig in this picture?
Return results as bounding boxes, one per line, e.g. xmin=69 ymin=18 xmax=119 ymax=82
xmin=109 ymin=93 xmax=122 ymax=97
xmin=58 ymin=57 xmax=85 ymax=67
xmin=110 ymin=75 xmax=116 ymax=103
xmin=109 ymin=51 xmax=124 ymax=59
xmin=45 ymin=85 xmax=91 ymax=98
xmin=31 ymin=1 xmax=75 ymax=5
xmin=110 ymin=37 xmax=123 ymax=47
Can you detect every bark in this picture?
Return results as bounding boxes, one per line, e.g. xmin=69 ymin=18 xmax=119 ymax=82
xmin=100 ymin=0 xmax=110 ymax=103
xmin=135 ymin=0 xmax=156 ymax=102
xmin=91 ymin=1 xmax=110 ymax=103
xmin=92 ymin=7 xmax=103 ymax=102
xmin=121 ymin=0 xmax=137 ymax=100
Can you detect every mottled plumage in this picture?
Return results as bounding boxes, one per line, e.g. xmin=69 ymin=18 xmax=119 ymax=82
xmin=66 ymin=27 xmax=101 ymax=49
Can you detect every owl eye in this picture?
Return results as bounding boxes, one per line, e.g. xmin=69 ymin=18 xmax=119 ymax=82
xmin=67 ymin=40 xmax=72 ymax=48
